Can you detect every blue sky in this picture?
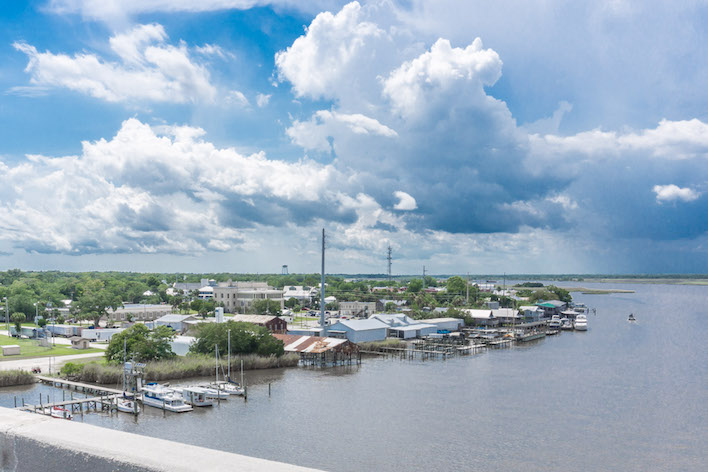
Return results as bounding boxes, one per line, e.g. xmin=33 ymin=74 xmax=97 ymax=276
xmin=0 ymin=0 xmax=707 ymax=275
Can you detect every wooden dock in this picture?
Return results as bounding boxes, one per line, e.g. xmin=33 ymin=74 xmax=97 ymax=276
xmin=17 ymin=394 xmax=121 ymax=415
xmin=34 ymin=375 xmax=123 ymax=395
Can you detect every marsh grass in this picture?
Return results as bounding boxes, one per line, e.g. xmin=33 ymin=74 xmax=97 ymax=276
xmin=358 ymin=339 xmax=406 ymax=351
xmin=0 ymin=369 xmax=36 ymax=387
xmin=65 ymin=353 xmax=300 ymax=385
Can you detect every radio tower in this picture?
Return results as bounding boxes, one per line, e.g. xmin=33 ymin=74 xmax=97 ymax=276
xmin=387 ymin=245 xmax=393 ymax=289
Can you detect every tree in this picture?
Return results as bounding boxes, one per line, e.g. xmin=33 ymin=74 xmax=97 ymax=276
xmin=284 ymin=297 xmax=299 ymax=309
xmin=253 ymin=299 xmax=282 ymax=316
xmin=75 ymin=280 xmax=122 ymax=327
xmin=407 ymin=279 xmax=423 ymax=293
xmin=548 ymin=285 xmax=572 ymax=304
xmin=189 ymin=321 xmax=284 ymax=357
xmin=105 ymin=324 xmax=176 ymax=363
xmin=446 ymin=276 xmax=467 ymax=295
xmin=37 ymin=317 xmax=47 ymax=328
xmin=11 ymin=312 xmax=25 ymax=333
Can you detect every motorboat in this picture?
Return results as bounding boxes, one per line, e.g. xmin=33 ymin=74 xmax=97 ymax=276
xmin=116 ymin=397 xmax=140 ymax=414
xmin=628 ymin=313 xmax=636 ymax=322
xmin=172 ymin=386 xmax=214 ymax=407
xmin=50 ymin=406 xmax=72 ymax=420
xmin=574 ymin=314 xmax=588 ymax=331
xmin=141 ymin=384 xmax=193 ymax=412
xmin=549 ymin=315 xmax=562 ymax=329
xmin=560 ymin=318 xmax=573 ymax=330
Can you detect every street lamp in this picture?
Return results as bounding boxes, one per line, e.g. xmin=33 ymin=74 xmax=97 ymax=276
xmin=2 ymin=297 xmax=8 ymax=335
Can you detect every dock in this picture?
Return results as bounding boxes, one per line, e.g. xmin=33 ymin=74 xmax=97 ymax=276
xmin=34 ymin=375 xmax=123 ymax=395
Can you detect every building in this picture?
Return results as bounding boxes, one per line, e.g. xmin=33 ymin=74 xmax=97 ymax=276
xmin=170 ymin=335 xmax=196 ymax=356
xmin=536 ymin=300 xmax=567 ymax=317
xmin=327 ymin=319 xmax=388 ymax=343
xmin=491 ymin=308 xmax=522 ymax=323
xmin=70 ymin=337 xmax=91 ymax=350
xmin=108 ymin=304 xmax=173 ymax=322
xmin=155 ymin=314 xmax=197 ymax=333
xmin=423 ymin=318 xmax=464 ymax=332
xmin=231 ymin=314 xmax=287 ymax=333
xmin=80 ymin=328 xmax=124 ymax=342
xmin=369 ymin=314 xmax=438 ymax=339
xmin=339 ymin=301 xmax=377 ymax=318
xmin=198 ymin=286 xmax=214 ymax=300
xmin=519 ymin=306 xmax=544 ymax=321
xmin=282 ymin=286 xmax=318 ymax=304
xmin=377 ymin=299 xmax=406 ymax=311
xmin=273 ymin=334 xmax=359 ymax=365
xmin=213 ymin=280 xmax=284 ymax=314
xmin=462 ymin=309 xmax=499 ymax=327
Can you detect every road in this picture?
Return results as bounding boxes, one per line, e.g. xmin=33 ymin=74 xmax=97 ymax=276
xmin=0 ymin=352 xmax=104 ymax=372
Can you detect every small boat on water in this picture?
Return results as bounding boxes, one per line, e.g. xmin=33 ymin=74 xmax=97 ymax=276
xmin=560 ymin=318 xmax=573 ymax=330
xmin=141 ymin=384 xmax=193 ymax=413
xmin=628 ymin=313 xmax=636 ymax=322
xmin=549 ymin=315 xmax=562 ymax=329
xmin=116 ymin=397 xmax=140 ymax=414
xmin=211 ymin=380 xmax=245 ymax=396
xmin=50 ymin=406 xmax=72 ymax=420
xmin=574 ymin=314 xmax=588 ymax=331
xmin=197 ymin=385 xmax=230 ymax=400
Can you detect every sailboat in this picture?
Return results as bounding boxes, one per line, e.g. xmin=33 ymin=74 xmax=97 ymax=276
xmin=213 ymin=330 xmax=245 ymax=396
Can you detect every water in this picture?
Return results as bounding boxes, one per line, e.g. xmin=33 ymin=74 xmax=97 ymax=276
xmin=2 ymin=283 xmax=706 ymax=471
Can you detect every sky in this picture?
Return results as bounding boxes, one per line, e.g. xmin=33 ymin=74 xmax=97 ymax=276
xmin=0 ymin=0 xmax=707 ymax=275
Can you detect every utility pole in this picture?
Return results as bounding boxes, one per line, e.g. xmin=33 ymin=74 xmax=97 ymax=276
xmin=320 ymin=228 xmax=327 ymax=337
xmin=423 ymin=266 xmax=426 ymax=290
xmin=466 ymin=272 xmax=470 ymax=305
xmin=387 ymin=245 xmax=392 ymax=289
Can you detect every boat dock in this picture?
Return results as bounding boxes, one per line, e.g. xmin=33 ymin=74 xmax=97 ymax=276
xmin=34 ymin=375 xmax=124 ymax=395
xmin=14 ymin=376 xmax=128 ymax=416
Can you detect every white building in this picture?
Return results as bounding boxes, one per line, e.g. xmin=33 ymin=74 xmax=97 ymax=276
xmin=198 ymin=286 xmax=214 ymax=300
xmin=155 ymin=314 xmax=197 ymax=333
xmin=108 ymin=304 xmax=173 ymax=322
xmin=282 ymin=286 xmax=318 ymax=304
xmin=213 ymin=280 xmax=284 ymax=314
xmin=424 ymin=318 xmax=464 ymax=332
xmin=339 ymin=301 xmax=377 ymax=318
xmin=369 ymin=314 xmax=438 ymax=339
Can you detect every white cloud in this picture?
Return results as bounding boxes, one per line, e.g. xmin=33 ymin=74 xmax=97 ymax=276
xmin=275 ymin=2 xmax=391 ymax=102
xmin=393 ymin=191 xmax=417 ymax=211
xmin=256 ymin=93 xmax=271 ymax=108
xmin=13 ymin=23 xmax=217 ymax=104
xmin=653 ymin=184 xmax=701 ymax=204
xmin=194 ymin=44 xmax=234 ymax=60
xmin=383 ymin=37 xmax=502 ymax=118
xmin=226 ymin=90 xmax=249 ymax=107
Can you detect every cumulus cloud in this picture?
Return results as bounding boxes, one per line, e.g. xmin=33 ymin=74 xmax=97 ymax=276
xmin=256 ymin=93 xmax=271 ymax=108
xmin=393 ymin=191 xmax=417 ymax=211
xmin=0 ymin=118 xmax=360 ymax=255
xmin=653 ymin=185 xmax=701 ymax=204
xmin=13 ymin=23 xmax=217 ymax=104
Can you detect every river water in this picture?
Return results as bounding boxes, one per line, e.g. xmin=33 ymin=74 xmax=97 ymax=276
xmin=2 ymin=282 xmax=706 ymax=471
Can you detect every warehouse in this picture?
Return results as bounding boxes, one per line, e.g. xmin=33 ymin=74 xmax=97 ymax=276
xmin=327 ymin=319 xmax=388 ymax=343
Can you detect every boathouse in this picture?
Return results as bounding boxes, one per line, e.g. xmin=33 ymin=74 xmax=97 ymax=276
xmin=423 ymin=317 xmax=464 ymax=332
xmin=369 ymin=314 xmax=438 ymax=339
xmin=273 ymin=334 xmax=359 ymax=365
xmin=462 ymin=309 xmax=499 ymax=327
xmin=536 ymin=300 xmax=567 ymax=317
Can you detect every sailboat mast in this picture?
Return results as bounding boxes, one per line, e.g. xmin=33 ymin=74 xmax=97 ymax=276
xmin=215 ymin=344 xmax=218 ymax=384
xmin=228 ymin=329 xmax=231 ymax=380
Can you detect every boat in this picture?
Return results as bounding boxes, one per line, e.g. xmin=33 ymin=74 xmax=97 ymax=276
xmin=172 ymin=386 xmax=213 ymax=407
xmin=50 ymin=406 xmax=72 ymax=420
xmin=116 ymin=397 xmax=140 ymax=414
xmin=197 ymin=385 xmax=230 ymax=400
xmin=516 ymin=331 xmax=547 ymax=342
xmin=574 ymin=314 xmax=588 ymax=331
xmin=546 ymin=329 xmax=559 ymax=336
xmin=560 ymin=318 xmax=573 ymax=330
xmin=549 ymin=315 xmax=562 ymax=329
xmin=141 ymin=384 xmax=193 ymax=413
xmin=628 ymin=313 xmax=636 ymax=322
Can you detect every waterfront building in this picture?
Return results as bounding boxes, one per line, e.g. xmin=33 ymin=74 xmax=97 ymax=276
xmin=423 ymin=317 xmax=464 ymax=332
xmin=213 ymin=280 xmax=284 ymax=314
xmin=327 ymin=319 xmax=388 ymax=343
xmin=461 ymin=309 xmax=499 ymax=327
xmin=231 ymin=314 xmax=287 ymax=333
xmin=535 ymin=300 xmax=567 ymax=317
xmin=369 ymin=313 xmax=438 ymax=339
xmin=519 ymin=306 xmax=544 ymax=321
xmin=491 ymin=308 xmax=522 ymax=323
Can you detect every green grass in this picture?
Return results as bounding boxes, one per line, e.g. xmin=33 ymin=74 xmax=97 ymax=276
xmin=0 ymin=335 xmax=103 ymax=360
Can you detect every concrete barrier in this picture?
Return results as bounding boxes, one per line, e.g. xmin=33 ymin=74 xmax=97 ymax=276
xmin=0 ymin=407 xmax=322 ymax=472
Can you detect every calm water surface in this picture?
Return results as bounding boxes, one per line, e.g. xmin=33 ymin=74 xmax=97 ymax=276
xmin=2 ymin=283 xmax=706 ymax=471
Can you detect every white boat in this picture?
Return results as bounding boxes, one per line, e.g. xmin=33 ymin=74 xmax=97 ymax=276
xmin=141 ymin=384 xmax=193 ymax=413
xmin=211 ymin=381 xmax=245 ymax=396
xmin=172 ymin=386 xmax=213 ymax=407
xmin=50 ymin=406 xmax=72 ymax=420
xmin=574 ymin=314 xmax=588 ymax=331
xmin=116 ymin=397 xmax=140 ymax=414
xmin=549 ymin=315 xmax=562 ymax=329
xmin=197 ymin=385 xmax=230 ymax=400
xmin=560 ymin=318 xmax=573 ymax=330
xmin=628 ymin=313 xmax=636 ymax=322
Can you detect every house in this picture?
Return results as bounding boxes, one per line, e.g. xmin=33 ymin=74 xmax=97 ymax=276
xmin=491 ymin=308 xmax=522 ymax=323
xmin=339 ymin=301 xmax=377 ymax=318
xmin=154 ymin=314 xmax=197 ymax=333
xmin=231 ymin=314 xmax=287 ymax=333
xmin=424 ymin=318 xmax=464 ymax=332
xmin=536 ymin=300 xmax=567 ymax=317
xmin=369 ymin=314 xmax=438 ymax=339
xmin=462 ymin=309 xmax=499 ymax=327
xmin=327 ymin=319 xmax=388 ymax=343
xmin=70 ymin=337 xmax=91 ymax=350
xmin=486 ymin=300 xmax=500 ymax=309
xmin=519 ymin=306 xmax=543 ymax=321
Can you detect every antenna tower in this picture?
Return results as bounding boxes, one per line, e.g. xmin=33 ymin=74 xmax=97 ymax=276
xmin=387 ymin=245 xmax=392 ymax=287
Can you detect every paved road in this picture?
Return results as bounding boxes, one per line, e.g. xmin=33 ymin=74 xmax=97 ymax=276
xmin=0 ymin=329 xmax=109 ymax=349
xmin=0 ymin=352 xmax=104 ymax=372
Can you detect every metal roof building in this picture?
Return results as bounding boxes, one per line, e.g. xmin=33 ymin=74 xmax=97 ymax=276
xmin=327 ymin=319 xmax=388 ymax=343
